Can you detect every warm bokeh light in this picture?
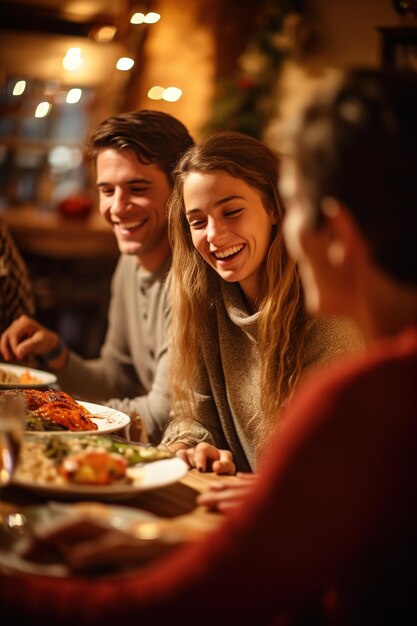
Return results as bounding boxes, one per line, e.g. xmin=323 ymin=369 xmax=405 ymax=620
xmin=12 ymin=80 xmax=26 ymax=96
xmin=162 ymin=87 xmax=182 ymax=102
xmin=147 ymin=85 xmax=165 ymax=100
xmin=62 ymin=48 xmax=84 ymax=71
xmin=147 ymin=86 xmax=182 ymax=102
xmin=131 ymin=12 xmax=160 ymax=24
xmin=66 ymin=88 xmax=82 ymax=104
xmin=144 ymin=12 xmax=161 ymax=24
xmin=94 ymin=26 xmax=117 ymax=42
xmin=48 ymin=146 xmax=83 ymax=170
xmin=116 ymin=57 xmax=135 ymax=71
xmin=35 ymin=102 xmax=52 ymax=118
xmin=130 ymin=12 xmax=145 ymax=24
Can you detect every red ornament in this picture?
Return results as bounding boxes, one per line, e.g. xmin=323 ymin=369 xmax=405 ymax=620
xmin=57 ymin=193 xmax=94 ymax=219
xmin=238 ymin=77 xmax=255 ymax=91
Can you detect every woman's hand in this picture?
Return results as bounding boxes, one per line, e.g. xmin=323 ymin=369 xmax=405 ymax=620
xmin=196 ymin=472 xmax=258 ymax=512
xmin=176 ymin=442 xmax=236 ymax=475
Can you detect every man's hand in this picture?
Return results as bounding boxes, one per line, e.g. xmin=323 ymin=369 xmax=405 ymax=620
xmin=0 ymin=315 xmax=67 ymax=370
xmin=196 ymin=472 xmax=258 ymax=512
xmin=176 ymin=442 xmax=236 ymax=475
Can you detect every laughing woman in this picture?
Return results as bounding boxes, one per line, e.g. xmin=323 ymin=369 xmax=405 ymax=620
xmin=162 ymin=131 xmax=363 ymax=473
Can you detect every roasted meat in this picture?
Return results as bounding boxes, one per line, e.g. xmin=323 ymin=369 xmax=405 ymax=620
xmin=23 ymin=389 xmax=98 ymax=431
xmin=33 ymin=401 xmax=98 ymax=431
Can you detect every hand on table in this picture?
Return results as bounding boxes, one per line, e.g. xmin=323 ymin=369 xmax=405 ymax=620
xmin=21 ymin=512 xmax=186 ymax=574
xmin=176 ymin=442 xmax=236 ymax=475
xmin=0 ymin=315 xmax=67 ymax=370
xmin=196 ymin=472 xmax=258 ymax=513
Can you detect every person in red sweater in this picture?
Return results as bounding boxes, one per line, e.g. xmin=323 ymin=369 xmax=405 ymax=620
xmin=1 ymin=68 xmax=416 ymax=626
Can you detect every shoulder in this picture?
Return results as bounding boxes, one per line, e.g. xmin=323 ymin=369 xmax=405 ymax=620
xmin=307 ymin=316 xmax=364 ymax=348
xmin=290 ymin=326 xmax=417 ymax=425
xmin=303 ymin=316 xmax=365 ymax=371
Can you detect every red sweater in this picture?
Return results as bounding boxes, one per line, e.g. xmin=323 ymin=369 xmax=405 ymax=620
xmin=1 ymin=326 xmax=416 ymax=626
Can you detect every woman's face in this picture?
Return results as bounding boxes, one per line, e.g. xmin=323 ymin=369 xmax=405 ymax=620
xmin=183 ymin=170 xmax=277 ymax=307
xmin=281 ymin=159 xmax=351 ymax=316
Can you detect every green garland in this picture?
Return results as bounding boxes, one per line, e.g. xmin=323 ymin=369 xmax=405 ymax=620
xmin=203 ymin=0 xmax=308 ymax=139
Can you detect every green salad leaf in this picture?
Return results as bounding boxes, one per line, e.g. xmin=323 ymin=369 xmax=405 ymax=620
xmin=40 ymin=435 xmax=172 ymax=466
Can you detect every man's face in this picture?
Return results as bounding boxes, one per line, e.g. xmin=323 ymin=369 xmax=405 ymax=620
xmin=96 ymin=148 xmax=172 ymax=269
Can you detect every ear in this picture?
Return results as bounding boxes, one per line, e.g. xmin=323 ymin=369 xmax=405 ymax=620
xmin=320 ymin=197 xmax=355 ymax=267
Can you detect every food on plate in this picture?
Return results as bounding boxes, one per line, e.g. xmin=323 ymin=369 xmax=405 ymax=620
xmin=24 ymin=389 xmax=99 ymax=432
xmin=60 ymin=450 xmax=129 ymax=485
xmin=18 ymin=370 xmax=43 ymax=385
xmin=0 ymin=366 xmax=42 ymax=385
xmin=30 ymin=401 xmax=98 ymax=432
xmin=14 ymin=435 xmax=173 ymax=488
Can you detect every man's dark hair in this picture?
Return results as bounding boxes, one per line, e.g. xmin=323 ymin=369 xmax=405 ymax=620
xmin=86 ymin=110 xmax=194 ymax=185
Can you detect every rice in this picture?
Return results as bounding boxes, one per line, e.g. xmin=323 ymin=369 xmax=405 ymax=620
xmin=15 ymin=439 xmax=67 ymax=485
xmin=0 ymin=367 xmax=19 ymax=384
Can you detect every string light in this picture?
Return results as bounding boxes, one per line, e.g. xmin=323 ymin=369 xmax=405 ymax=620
xmin=131 ymin=12 xmax=161 ymax=24
xmin=147 ymin=86 xmax=182 ymax=102
xmin=147 ymin=86 xmax=165 ymax=100
xmin=12 ymin=80 xmax=26 ymax=96
xmin=116 ymin=57 xmax=135 ymax=71
xmin=35 ymin=102 xmax=52 ymax=118
xmin=62 ymin=48 xmax=84 ymax=71
xmin=162 ymin=87 xmax=182 ymax=102
xmin=131 ymin=13 xmax=145 ymax=24
xmin=144 ymin=13 xmax=161 ymax=24
xmin=66 ymin=88 xmax=82 ymax=104
xmin=93 ymin=26 xmax=117 ymax=42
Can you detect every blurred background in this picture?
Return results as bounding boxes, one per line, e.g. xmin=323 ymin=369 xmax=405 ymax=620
xmin=1 ymin=0 xmax=416 ymax=356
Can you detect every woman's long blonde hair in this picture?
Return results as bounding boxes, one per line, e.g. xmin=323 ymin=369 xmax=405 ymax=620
xmin=168 ymin=131 xmax=308 ymax=443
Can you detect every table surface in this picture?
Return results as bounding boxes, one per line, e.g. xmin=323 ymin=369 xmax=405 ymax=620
xmin=1 ymin=468 xmax=239 ymax=535
xmin=0 ymin=468 xmax=241 ymax=579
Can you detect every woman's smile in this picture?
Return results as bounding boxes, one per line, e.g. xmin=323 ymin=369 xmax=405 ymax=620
xmin=184 ymin=170 xmax=276 ymax=305
xmin=211 ymin=243 xmax=246 ymax=262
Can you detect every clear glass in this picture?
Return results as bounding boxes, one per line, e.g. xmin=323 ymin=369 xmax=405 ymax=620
xmin=0 ymin=392 xmax=26 ymax=488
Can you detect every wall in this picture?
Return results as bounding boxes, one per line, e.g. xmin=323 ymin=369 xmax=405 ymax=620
xmin=315 ymin=0 xmax=401 ymax=67
xmin=130 ymin=0 xmax=264 ymax=139
xmin=266 ymin=0 xmax=411 ymax=152
xmin=131 ymin=0 xmax=214 ymax=139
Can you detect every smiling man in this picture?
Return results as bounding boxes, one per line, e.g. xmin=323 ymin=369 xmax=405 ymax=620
xmin=0 ymin=111 xmax=194 ymax=443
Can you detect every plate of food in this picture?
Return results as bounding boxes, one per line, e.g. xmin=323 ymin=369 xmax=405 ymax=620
xmin=12 ymin=434 xmax=188 ymax=499
xmin=0 ymin=502 xmax=165 ymax=577
xmin=0 ymin=388 xmax=131 ymax=434
xmin=0 ymin=363 xmax=57 ymax=389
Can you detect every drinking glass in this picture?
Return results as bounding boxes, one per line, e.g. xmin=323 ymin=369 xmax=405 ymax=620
xmin=0 ymin=391 xmax=26 ymax=489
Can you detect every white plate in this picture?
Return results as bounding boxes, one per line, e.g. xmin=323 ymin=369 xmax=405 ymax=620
xmin=12 ymin=457 xmax=188 ymax=500
xmin=0 ymin=363 xmax=57 ymax=389
xmin=0 ymin=504 xmax=159 ymax=577
xmin=26 ymin=401 xmax=131 ymax=436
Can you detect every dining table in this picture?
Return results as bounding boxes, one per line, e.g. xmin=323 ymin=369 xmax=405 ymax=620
xmin=1 ymin=467 xmax=237 ymax=528
xmin=0 ymin=388 xmax=241 ymax=579
xmin=0 ymin=456 xmax=241 ymax=579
